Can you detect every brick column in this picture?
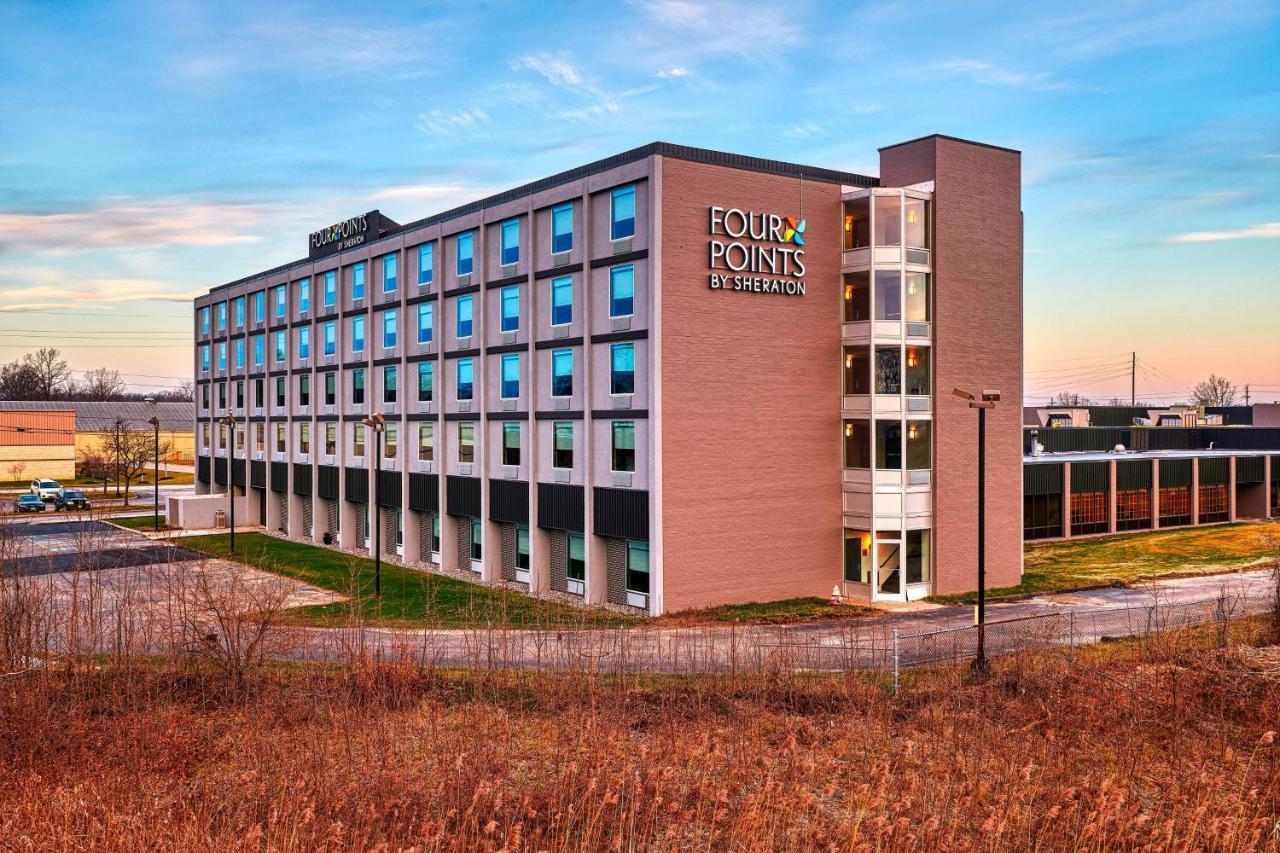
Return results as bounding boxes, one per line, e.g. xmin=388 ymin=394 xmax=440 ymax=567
xmin=1061 ymin=462 xmax=1072 ymax=539
xmin=1108 ymin=459 xmax=1118 ymax=534
xmin=1151 ymin=460 xmax=1161 ymax=530
xmin=1228 ymin=456 xmax=1237 ymax=522
xmin=1191 ymin=457 xmax=1200 ymax=526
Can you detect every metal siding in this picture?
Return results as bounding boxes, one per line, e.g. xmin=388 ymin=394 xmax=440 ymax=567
xmin=317 ymin=464 xmax=340 ymax=500
xmin=1116 ymin=459 xmax=1152 ymax=490
xmin=270 ymin=461 xmax=289 ymax=493
xmin=345 ymin=467 xmax=369 ymax=503
xmin=1023 ymin=463 xmax=1063 ymax=496
xmin=0 ymin=410 xmax=76 ymax=445
xmin=377 ymin=470 xmax=402 ymax=508
xmin=230 ymin=459 xmax=246 ymax=488
xmin=1236 ymin=456 xmax=1264 ymax=485
xmin=536 ymin=482 xmax=585 ymax=532
xmin=446 ymin=475 xmax=481 ymax=518
xmin=292 ymin=463 xmax=313 ymax=497
xmin=1159 ymin=458 xmax=1192 ymax=488
xmin=1070 ymin=461 xmax=1109 ymax=493
xmin=489 ymin=479 xmax=529 ymax=525
xmin=1199 ymin=457 xmax=1228 ymax=485
xmin=213 ymin=457 xmax=227 ymax=485
xmin=408 ymin=473 xmax=439 ymax=512
xmin=197 ymin=456 xmax=211 ymax=483
xmin=593 ymin=487 xmax=649 ymax=541
xmin=250 ymin=459 xmax=266 ymax=488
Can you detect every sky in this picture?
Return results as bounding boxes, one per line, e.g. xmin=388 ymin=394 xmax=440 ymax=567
xmin=0 ymin=0 xmax=1277 ymax=404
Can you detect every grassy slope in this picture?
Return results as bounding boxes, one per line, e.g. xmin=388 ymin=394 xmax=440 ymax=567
xmin=110 ymin=514 xmax=168 ymax=531
xmin=932 ymin=520 xmax=1280 ymax=603
xmin=173 ymin=532 xmax=633 ymax=628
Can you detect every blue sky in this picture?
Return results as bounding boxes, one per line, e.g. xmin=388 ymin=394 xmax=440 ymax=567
xmin=1 ymin=0 xmax=1277 ymax=402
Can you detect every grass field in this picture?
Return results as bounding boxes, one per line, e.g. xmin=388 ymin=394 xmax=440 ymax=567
xmin=109 ymin=514 xmax=167 ymax=531
xmin=173 ymin=532 xmax=633 ymax=628
xmin=932 ymin=520 xmax=1280 ymax=603
xmin=659 ymin=596 xmax=875 ymax=624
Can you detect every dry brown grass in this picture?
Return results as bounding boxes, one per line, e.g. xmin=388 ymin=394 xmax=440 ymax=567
xmin=1 ymin=621 xmax=1278 ymax=851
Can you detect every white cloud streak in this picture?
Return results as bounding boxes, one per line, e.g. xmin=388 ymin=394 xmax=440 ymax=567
xmin=0 ymin=200 xmax=269 ymax=252
xmin=1166 ymin=222 xmax=1280 ymax=244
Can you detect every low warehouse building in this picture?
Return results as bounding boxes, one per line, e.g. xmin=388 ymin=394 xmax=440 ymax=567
xmin=0 ymin=401 xmax=195 ymax=471
xmin=0 ymin=409 xmax=76 ymax=481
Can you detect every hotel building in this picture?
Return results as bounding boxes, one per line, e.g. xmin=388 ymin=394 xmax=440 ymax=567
xmin=192 ymin=136 xmax=1025 ymax=614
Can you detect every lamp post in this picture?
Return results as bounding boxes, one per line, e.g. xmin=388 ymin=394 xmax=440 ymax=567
xmin=952 ymin=387 xmax=1001 ymax=674
xmin=362 ymin=413 xmax=385 ymax=597
xmin=222 ymin=413 xmax=237 ymax=555
xmin=147 ymin=409 xmax=160 ymax=532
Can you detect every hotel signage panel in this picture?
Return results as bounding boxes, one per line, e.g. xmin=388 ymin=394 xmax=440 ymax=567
xmin=707 ymin=206 xmax=806 ymax=296
xmin=308 ymin=210 xmax=400 ymax=260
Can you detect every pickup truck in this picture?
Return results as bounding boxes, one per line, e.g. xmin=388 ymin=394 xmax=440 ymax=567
xmin=54 ymin=489 xmax=91 ymax=511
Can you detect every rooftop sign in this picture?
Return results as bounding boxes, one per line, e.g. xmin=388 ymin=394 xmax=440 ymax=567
xmin=308 ymin=210 xmax=400 ymax=260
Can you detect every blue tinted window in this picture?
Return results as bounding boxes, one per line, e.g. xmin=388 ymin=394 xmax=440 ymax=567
xmin=298 ymin=279 xmax=310 ymax=312
xmin=457 ymin=358 xmax=474 ymax=400
xmin=217 ymin=302 xmax=227 ymax=331
xmin=383 ymin=365 xmax=396 ymax=403
xmin=382 ymin=310 xmax=397 ymax=348
xmin=352 ymin=316 xmax=365 ymax=352
xmin=217 ymin=342 xmax=226 ymax=369
xmin=234 ymin=338 xmax=244 ymax=368
xmin=417 ymin=362 xmax=433 ymax=402
xmin=323 ymin=321 xmax=336 ymax=355
xmin=418 ymin=243 xmax=433 ymax=285
xmin=297 ymin=325 xmax=310 ymax=359
xmin=353 ymin=262 xmax=365 ymax=299
xmin=610 ymin=343 xmax=635 ymax=395
xmin=234 ymin=297 xmax=245 ymax=327
xmin=456 ymin=232 xmax=473 ymax=276
xmin=275 ymin=286 xmax=286 ymax=317
xmin=551 ymin=203 xmax=573 ymax=254
xmin=200 ymin=345 xmax=210 ymax=371
xmin=456 ymin=294 xmax=473 ymax=338
xmin=551 ymin=349 xmax=573 ymax=397
xmin=253 ymin=335 xmax=264 ymax=366
xmin=417 ymin=302 xmax=433 ymax=344
xmin=200 ymin=307 xmax=210 ymax=334
xmin=323 ymin=271 xmax=336 ymax=307
xmin=274 ymin=331 xmax=286 ymax=361
xmin=501 ymin=219 xmax=519 ymax=266
xmin=253 ymin=291 xmax=264 ymax=323
xmin=383 ymin=254 xmax=397 ymax=292
xmin=610 ymin=265 xmax=634 ymax=317
xmin=551 ymin=277 xmax=572 ymax=326
xmin=611 ymin=186 xmax=636 ymax=240
xmin=501 ymin=353 xmax=520 ymax=398
xmin=500 ymin=286 xmax=519 ymax=332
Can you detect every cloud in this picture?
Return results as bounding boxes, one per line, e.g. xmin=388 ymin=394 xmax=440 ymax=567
xmin=509 ymin=53 xmax=629 ymax=122
xmin=657 ymin=66 xmax=692 ymax=79
xmin=931 ymin=59 xmax=1075 ymax=91
xmin=414 ymin=108 xmax=491 ymax=139
xmin=0 ymin=267 xmax=204 ymax=309
xmin=781 ymin=121 xmax=823 ymax=141
xmin=0 ymin=199 xmax=270 ymax=252
xmin=635 ymin=0 xmax=801 ymax=59
xmin=511 ymin=53 xmax=585 ymax=89
xmin=1165 ymin=222 xmax=1280 ymax=244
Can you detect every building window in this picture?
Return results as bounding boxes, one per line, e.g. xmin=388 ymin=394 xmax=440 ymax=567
xmin=325 ymin=422 xmax=337 ymax=456
xmin=612 ymin=421 xmax=636 ymax=472
xmin=383 ymin=253 xmax=397 ymax=293
xmin=297 ymin=326 xmax=311 ymax=360
xmin=253 ymin=292 xmax=264 ymax=324
xmin=385 ymin=423 xmax=397 ymax=459
xmin=567 ymin=533 xmax=585 ymax=592
xmin=501 ymin=218 xmax=519 ymax=266
xmin=905 ymin=530 xmax=930 ymax=585
xmin=200 ymin=384 xmax=209 ymax=410
xmin=843 ymin=272 xmax=870 ymax=324
xmin=875 ymin=346 xmax=900 ymax=395
xmin=516 ymin=525 xmax=530 ymax=574
xmin=610 ymin=265 xmax=634 ymax=318
xmin=551 ymin=349 xmax=573 ymax=397
xmin=843 ymin=530 xmax=872 ymax=583
xmin=1117 ymin=488 xmax=1151 ymax=531
xmin=217 ymin=342 xmax=227 ymax=371
xmin=353 ymin=262 xmax=366 ymax=300
xmin=382 ymin=310 xmax=397 ymax=349
xmin=874 ymin=194 xmax=902 ymax=246
xmin=275 ymin=285 xmax=286 ymax=318
xmin=218 ymin=382 xmax=227 ymax=409
xmin=323 ymin=270 xmax=336 ymax=308
xmin=904 ymin=198 xmax=929 ymax=250
xmin=418 ymin=423 xmax=434 ymax=461
xmin=274 ymin=331 xmax=286 ymax=363
xmin=352 ymin=316 xmax=365 ymax=352
xmin=234 ymin=296 xmax=245 ymax=327
xmin=254 ymin=423 xmax=264 ymax=453
xmin=418 ymin=243 xmax=433 ymax=285
xmin=352 ymin=368 xmax=365 ymax=405
xmin=417 ymin=302 xmax=433 ymax=344
xmin=610 ymin=343 xmax=634 ymax=395
xmin=626 ymin=541 xmax=649 ymax=596
xmin=275 ymin=377 xmax=285 ymax=408
xmin=217 ymin=301 xmax=227 ymax=331
xmin=843 ymin=196 xmax=870 ymax=250
xmin=610 ymin=185 xmax=636 ymax=241
xmin=200 ymin=306 xmax=210 ymax=334
xmin=874 ymin=270 xmax=901 ymax=321
xmin=298 ymin=374 xmax=310 ymax=407
xmin=906 ymin=421 xmax=930 ymax=470
xmin=456 ymin=358 xmax=474 ymax=401
xmin=553 ymin=421 xmax=573 ymax=469
xmin=1072 ymin=490 xmax=1109 ymax=536
xmin=1159 ymin=486 xmax=1192 ymax=527
xmin=459 ymin=422 xmax=475 ymax=463
xmin=276 ymin=423 xmax=286 ymax=453
xmin=323 ymin=321 xmax=336 ymax=356
xmin=383 ymin=365 xmax=397 ymax=404
xmin=470 ymin=517 xmax=482 ymax=561
xmin=235 ymin=380 xmax=244 ymax=409
xmin=417 ymin=361 xmax=433 ymax=402
xmin=843 ymin=420 xmax=871 ymax=469
xmin=501 ymin=286 xmax=520 ymax=332
xmin=456 ymin=232 xmax=473 ymax=277
xmin=905 ymin=347 xmax=930 ymax=397
xmin=353 ymin=423 xmax=366 ymax=456
xmin=1199 ymin=483 xmax=1228 ymax=523
xmin=431 ymin=513 xmax=441 ymax=553
xmin=324 ymin=372 xmax=336 ymax=406
xmin=905 ymin=273 xmax=930 ymax=322
xmin=298 ymin=278 xmax=310 ymax=313
xmin=876 ymin=420 xmax=902 ymax=470
xmin=1024 ymin=494 xmax=1062 ymax=540
xmin=551 ymin=203 xmax=573 ymax=254
xmin=843 ymin=346 xmax=870 ymax=395
xmin=502 ymin=422 xmax=521 ymax=466
xmin=253 ymin=335 xmax=264 ymax=367
xmin=456 ymin=294 xmax=473 ymax=338
xmin=551 ymin=276 xmax=572 ymax=326
xmin=234 ymin=338 xmax=244 ymax=369
xmin=501 ymin=353 xmax=520 ymax=399
xmin=200 ymin=345 xmax=210 ymax=372
xmin=254 ymin=378 xmax=264 ymax=408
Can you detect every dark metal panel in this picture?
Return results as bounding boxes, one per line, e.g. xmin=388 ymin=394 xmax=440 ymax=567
xmin=593 ymin=487 xmax=649 ymax=541
xmin=250 ymin=459 xmax=266 ymax=489
xmin=1116 ymin=459 xmax=1152 ymax=490
xmin=489 ymin=479 xmax=529 ymax=525
xmin=270 ymin=461 xmax=289 ymax=493
xmin=377 ymin=470 xmax=402 ymax=508
xmin=1070 ymin=461 xmax=1109 ymax=494
xmin=1199 ymin=457 xmax=1228 ymax=485
xmin=1236 ymin=456 xmax=1265 ymax=485
xmin=213 ymin=457 xmax=227 ymax=485
xmin=230 ymin=459 xmax=246 ymax=488
xmin=197 ymin=456 xmax=211 ymax=483
xmin=537 ymin=482 xmax=584 ymax=532
xmin=292 ymin=463 xmax=313 ymax=496
xmin=1023 ymin=463 xmax=1063 ymax=496
xmin=317 ymin=464 xmax=340 ymax=500
xmin=408 ymin=473 xmax=439 ymax=512
xmin=345 ymin=466 xmax=368 ymax=503
xmin=446 ymin=475 xmax=481 ymax=518
xmin=1159 ymin=458 xmax=1192 ymax=488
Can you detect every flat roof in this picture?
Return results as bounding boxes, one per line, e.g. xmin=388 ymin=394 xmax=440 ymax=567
xmin=207 ymin=141 xmax=880 ymax=295
xmin=1025 ymin=448 xmax=1279 ymax=464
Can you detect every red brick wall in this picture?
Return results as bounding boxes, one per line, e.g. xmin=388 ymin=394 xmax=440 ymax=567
xmin=658 ymin=158 xmax=843 ymax=611
xmin=880 ymin=137 xmax=1024 ymax=594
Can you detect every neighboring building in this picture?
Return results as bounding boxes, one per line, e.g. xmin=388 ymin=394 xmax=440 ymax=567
xmin=0 ymin=401 xmax=195 ymax=467
xmin=1025 ymin=403 xmax=1280 ymax=429
xmin=1024 ymin=424 xmax=1279 ymax=541
xmin=192 ymin=136 xmax=1024 ymax=613
xmin=0 ymin=409 xmax=75 ymax=481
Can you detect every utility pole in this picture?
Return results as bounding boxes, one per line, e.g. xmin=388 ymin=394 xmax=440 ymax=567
xmin=1245 ymin=384 xmax=1251 ymax=406
xmin=1131 ymin=352 xmax=1136 ymax=406
xmin=953 ymin=387 xmax=1001 ymax=676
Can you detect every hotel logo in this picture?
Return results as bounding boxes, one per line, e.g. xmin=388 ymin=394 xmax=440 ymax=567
xmin=707 ymin=206 xmax=807 ymax=296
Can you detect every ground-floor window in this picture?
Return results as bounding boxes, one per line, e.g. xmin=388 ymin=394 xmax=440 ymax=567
xmin=1272 ymin=481 xmax=1279 ymax=517
xmin=566 ymin=532 xmax=585 ymax=594
xmin=431 ymin=513 xmax=441 ymax=554
xmin=1198 ymin=483 xmax=1227 ymax=523
xmin=394 ymin=510 xmax=403 ymax=549
xmin=1024 ymin=493 xmax=1062 ymax=540
xmin=904 ymin=529 xmax=930 ymax=585
xmin=470 ymin=517 xmax=482 ymax=561
xmin=1071 ymin=490 xmax=1109 ymax=536
xmin=875 ymin=530 xmax=901 ymax=596
xmin=625 ymin=540 xmax=650 ymax=596
xmin=515 ymin=525 xmax=530 ymax=579
xmin=1159 ymin=486 xmax=1191 ymax=527
xmin=843 ymin=529 xmax=871 ymax=584
xmin=1116 ymin=488 xmax=1152 ymax=531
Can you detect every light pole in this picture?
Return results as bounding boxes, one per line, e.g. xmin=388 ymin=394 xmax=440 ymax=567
xmin=953 ymin=387 xmax=1001 ymax=674
xmin=222 ymin=413 xmax=237 ymax=555
xmin=362 ymin=413 xmax=385 ymax=597
xmin=147 ymin=408 xmax=160 ymax=532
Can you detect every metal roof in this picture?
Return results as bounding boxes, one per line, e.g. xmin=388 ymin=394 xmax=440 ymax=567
xmin=1025 ymin=448 xmax=1280 ymax=464
xmin=0 ymin=400 xmax=194 ymax=430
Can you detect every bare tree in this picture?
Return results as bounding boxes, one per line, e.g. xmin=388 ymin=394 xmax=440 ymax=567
xmin=1191 ymin=374 xmax=1237 ymax=407
xmin=99 ymin=419 xmax=170 ymax=506
xmin=25 ymin=348 xmax=75 ymax=399
xmin=0 ymin=360 xmax=41 ymax=400
xmin=5 ymin=461 xmax=25 ymax=485
xmin=78 ymin=367 xmax=125 ymax=401
xmin=79 ymin=450 xmax=112 ymax=495
xmin=1049 ymin=391 xmax=1092 ymax=406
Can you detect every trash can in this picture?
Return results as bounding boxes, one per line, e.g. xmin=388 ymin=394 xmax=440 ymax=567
xmin=214 ymin=510 xmax=227 ymax=529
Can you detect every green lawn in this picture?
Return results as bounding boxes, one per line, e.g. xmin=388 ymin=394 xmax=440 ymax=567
xmin=660 ymin=596 xmax=876 ymax=625
xmin=931 ymin=520 xmax=1280 ymax=604
xmin=111 ymin=514 xmax=167 ymax=531
xmin=172 ymin=532 xmax=635 ymax=629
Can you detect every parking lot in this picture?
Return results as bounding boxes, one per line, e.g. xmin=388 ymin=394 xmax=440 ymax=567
xmin=2 ymin=516 xmax=203 ymax=577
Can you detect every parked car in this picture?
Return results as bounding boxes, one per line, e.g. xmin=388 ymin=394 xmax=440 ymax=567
xmin=14 ymin=494 xmax=46 ymax=513
xmin=30 ymin=479 xmax=63 ymax=501
xmin=54 ymin=489 xmax=91 ymax=511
